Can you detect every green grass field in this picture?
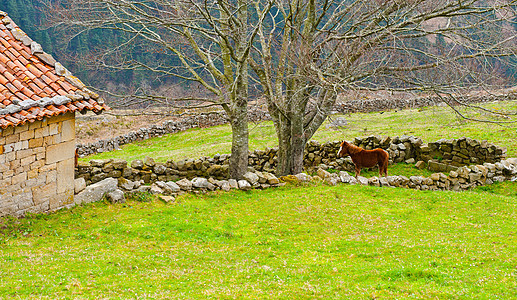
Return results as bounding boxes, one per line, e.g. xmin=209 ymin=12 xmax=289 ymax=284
xmin=2 ymin=100 xmax=517 ymax=298
xmin=1 ymin=183 xmax=517 ymax=299
xmin=84 ymin=101 xmax=517 ymax=163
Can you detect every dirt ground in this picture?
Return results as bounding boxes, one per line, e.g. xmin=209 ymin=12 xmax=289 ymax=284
xmin=75 ymin=109 xmax=183 ymax=144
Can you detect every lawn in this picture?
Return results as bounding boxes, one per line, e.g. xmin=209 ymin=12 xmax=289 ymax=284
xmin=84 ymin=100 xmax=517 ymax=163
xmin=3 ymin=100 xmax=517 ymax=299
xmin=1 ymin=183 xmax=517 ymax=299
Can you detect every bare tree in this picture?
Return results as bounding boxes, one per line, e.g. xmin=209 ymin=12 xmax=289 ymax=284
xmin=251 ymin=0 xmax=517 ymax=175
xmin=48 ymin=0 xmax=516 ymax=177
xmin=47 ymin=0 xmax=273 ymax=179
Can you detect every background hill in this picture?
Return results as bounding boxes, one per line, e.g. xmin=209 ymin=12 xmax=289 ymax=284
xmin=2 ymin=0 xmax=516 ymax=107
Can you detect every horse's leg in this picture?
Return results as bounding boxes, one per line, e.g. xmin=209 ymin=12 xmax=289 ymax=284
xmin=384 ymin=162 xmax=388 ymax=177
xmin=355 ymin=165 xmax=361 ymax=178
xmin=383 ymin=157 xmax=389 ymax=177
xmin=379 ymin=161 xmax=386 ymax=177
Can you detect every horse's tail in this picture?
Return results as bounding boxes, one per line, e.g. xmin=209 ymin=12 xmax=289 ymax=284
xmin=380 ymin=149 xmax=389 ymax=176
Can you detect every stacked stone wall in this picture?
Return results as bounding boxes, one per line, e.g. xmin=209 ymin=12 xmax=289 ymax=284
xmin=0 ymin=112 xmax=76 ymax=217
xmin=335 ymin=93 xmax=517 ymax=114
xmin=75 ymin=135 xmax=506 ymax=187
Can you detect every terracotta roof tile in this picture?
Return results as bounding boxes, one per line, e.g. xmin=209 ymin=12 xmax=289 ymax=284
xmin=7 ymin=38 xmax=23 ymax=51
xmin=26 ymin=63 xmax=44 ymax=77
xmin=0 ymin=11 xmax=108 ymax=129
xmin=0 ymin=37 xmax=10 ymax=48
xmin=18 ymin=48 xmax=31 ymax=60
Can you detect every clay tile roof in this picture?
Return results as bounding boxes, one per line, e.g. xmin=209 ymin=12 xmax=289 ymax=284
xmin=0 ymin=11 xmax=109 ymax=129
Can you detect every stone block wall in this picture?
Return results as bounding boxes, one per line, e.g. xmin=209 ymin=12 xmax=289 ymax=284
xmin=75 ymin=135 xmax=507 ymax=187
xmin=0 ymin=112 xmax=76 ymax=217
xmin=419 ymin=138 xmax=505 ymax=165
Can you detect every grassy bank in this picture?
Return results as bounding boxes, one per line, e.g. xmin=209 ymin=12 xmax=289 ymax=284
xmin=84 ymin=101 xmax=517 ymax=163
xmin=1 ymin=183 xmax=517 ymax=298
xmin=2 ymin=100 xmax=516 ymax=298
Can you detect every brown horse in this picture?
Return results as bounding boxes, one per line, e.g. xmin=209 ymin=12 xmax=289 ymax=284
xmin=337 ymin=141 xmax=389 ymax=177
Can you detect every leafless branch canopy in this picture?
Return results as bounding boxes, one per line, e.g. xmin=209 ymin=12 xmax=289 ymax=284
xmin=46 ymin=0 xmax=273 ymax=110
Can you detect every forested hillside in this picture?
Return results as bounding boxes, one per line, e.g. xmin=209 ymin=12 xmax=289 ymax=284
xmin=1 ymin=0 xmax=516 ymax=106
xmin=0 ymin=0 xmax=166 ymax=93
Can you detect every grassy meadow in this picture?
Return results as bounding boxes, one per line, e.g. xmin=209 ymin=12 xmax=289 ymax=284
xmin=1 ymin=183 xmax=517 ymax=299
xmin=84 ymin=101 xmax=517 ymax=163
xmin=2 ymin=100 xmax=517 ymax=298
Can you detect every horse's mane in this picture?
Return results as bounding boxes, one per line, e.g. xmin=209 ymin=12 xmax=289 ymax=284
xmin=344 ymin=141 xmax=363 ymax=155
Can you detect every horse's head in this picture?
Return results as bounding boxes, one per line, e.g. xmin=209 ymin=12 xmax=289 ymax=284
xmin=337 ymin=140 xmax=350 ymax=158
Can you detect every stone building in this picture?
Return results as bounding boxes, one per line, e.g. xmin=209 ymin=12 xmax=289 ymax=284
xmin=0 ymin=11 xmax=108 ymax=216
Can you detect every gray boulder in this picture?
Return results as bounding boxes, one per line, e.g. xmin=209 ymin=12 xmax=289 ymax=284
xmin=74 ymin=177 xmax=118 ymax=205
xmin=131 ymin=160 xmax=144 ymax=169
xmin=220 ymin=181 xmax=231 ymax=192
xmin=149 ymin=184 xmax=164 ymax=194
xmin=338 ymin=171 xmax=354 ymax=183
xmin=74 ymin=178 xmax=86 ymax=194
xmin=106 ymin=189 xmax=125 ymax=203
xmin=238 ymin=180 xmax=252 ymax=191
xmin=176 ymin=178 xmax=193 ymax=191
xmin=294 ymin=173 xmax=312 ymax=182
xmin=228 ymin=179 xmax=238 ymax=189
xmin=118 ymin=178 xmax=135 ymax=190
xmin=192 ymin=177 xmax=209 ymax=188
xmin=243 ymin=172 xmax=259 ymax=185
xmin=317 ymin=168 xmax=331 ymax=179
xmin=165 ymin=181 xmax=181 ymax=193
xmin=263 ymin=172 xmax=280 ymax=185
xmin=357 ymin=176 xmax=369 ymax=185
xmin=143 ymin=156 xmax=156 ymax=167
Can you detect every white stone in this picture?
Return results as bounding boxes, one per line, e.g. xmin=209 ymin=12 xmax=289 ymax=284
xmin=317 ymin=168 xmax=331 ymax=179
xmin=149 ymin=184 xmax=163 ymax=194
xmin=243 ymin=172 xmax=259 ymax=185
xmin=165 ymin=181 xmax=181 ymax=193
xmin=221 ymin=181 xmax=231 ymax=192
xmin=74 ymin=177 xmax=118 ymax=205
xmin=192 ymin=177 xmax=209 ymax=188
xmin=30 ymin=41 xmax=43 ymax=54
xmin=74 ymin=178 xmax=86 ymax=194
xmin=238 ymin=180 xmax=252 ymax=191
xmin=357 ymin=176 xmax=368 ymax=185
xmin=228 ymin=179 xmax=238 ymax=189
xmin=294 ymin=173 xmax=312 ymax=182
xmin=106 ymin=189 xmax=125 ymax=203
xmin=338 ymin=171 xmax=354 ymax=183
xmin=176 ymin=178 xmax=192 ymax=191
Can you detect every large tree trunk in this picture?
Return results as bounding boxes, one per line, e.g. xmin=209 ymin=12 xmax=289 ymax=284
xmin=226 ymin=0 xmax=249 ymax=180
xmin=275 ymin=114 xmax=306 ymax=176
xmin=275 ymin=115 xmax=292 ymax=176
xmin=228 ymin=105 xmax=249 ymax=180
xmin=274 ymin=102 xmax=306 ymax=176
xmin=290 ymin=114 xmax=306 ymax=175
xmin=274 ymin=90 xmax=337 ymax=176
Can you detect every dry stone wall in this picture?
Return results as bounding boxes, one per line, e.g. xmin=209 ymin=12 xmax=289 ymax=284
xmin=73 ymin=156 xmax=517 ymax=206
xmin=335 ymin=92 xmax=517 ymax=114
xmin=318 ymin=158 xmax=517 ymax=191
xmin=70 ymin=135 xmax=516 ymax=206
xmin=76 ymin=135 xmax=507 ymax=187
